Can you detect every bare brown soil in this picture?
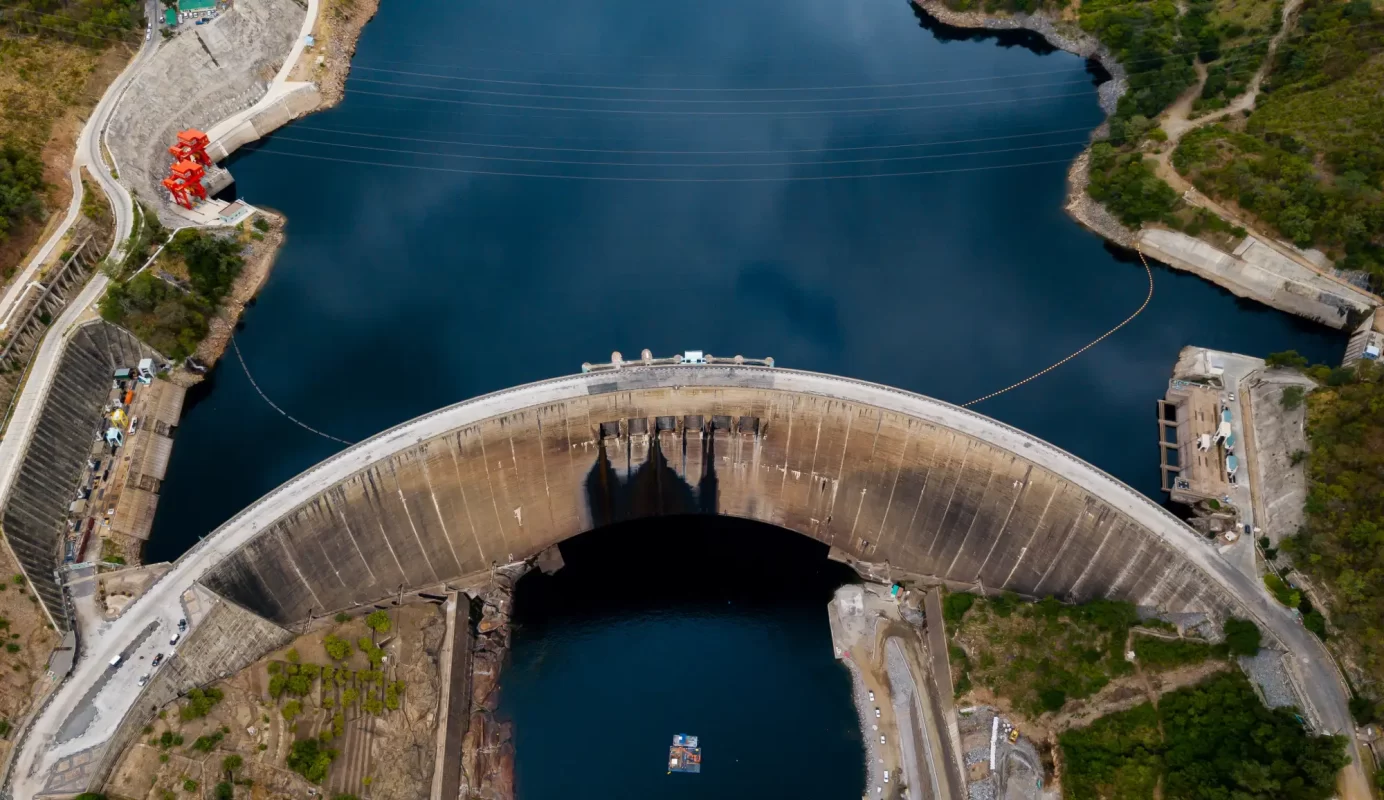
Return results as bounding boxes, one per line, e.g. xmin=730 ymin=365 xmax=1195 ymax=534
xmin=106 ymin=603 xmax=445 ymax=799
xmin=0 ymin=542 xmax=60 ymax=765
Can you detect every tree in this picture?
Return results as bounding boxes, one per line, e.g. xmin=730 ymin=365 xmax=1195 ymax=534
xmin=1281 ymin=385 xmax=1306 ymax=410
xmin=0 ymin=143 xmax=45 ymax=243
xmin=286 ymin=738 xmax=336 ymax=783
xmin=323 ymin=634 xmax=351 ymax=661
xmin=1223 ymin=617 xmax=1261 ymax=656
xmin=221 ymin=754 xmax=242 ymax=775
xmin=180 ymin=687 xmax=224 ymax=721
xmin=365 ymin=610 xmax=391 ymax=634
xmin=1266 ymin=350 xmax=1309 ymax=369
xmin=213 ymin=782 xmax=233 ymax=800
xmin=282 ymin=700 xmax=302 ymax=722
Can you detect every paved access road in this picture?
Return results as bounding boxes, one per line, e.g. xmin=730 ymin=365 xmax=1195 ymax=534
xmin=9 ymin=366 xmax=1369 ymax=797
xmin=0 ymin=0 xmax=161 ymax=332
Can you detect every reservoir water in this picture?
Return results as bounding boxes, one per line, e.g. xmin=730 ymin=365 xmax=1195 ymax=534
xmin=145 ymin=0 xmax=1344 ymax=794
xmin=501 ymin=518 xmax=864 ymax=798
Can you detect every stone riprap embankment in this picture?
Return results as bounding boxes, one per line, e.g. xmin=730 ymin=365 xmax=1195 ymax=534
xmin=1138 ymin=228 xmax=1376 ymax=329
xmin=105 ymin=0 xmax=306 ymax=224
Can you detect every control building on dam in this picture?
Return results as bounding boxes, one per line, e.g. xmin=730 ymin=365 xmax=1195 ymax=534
xmin=200 ymin=355 xmax=1244 ymax=626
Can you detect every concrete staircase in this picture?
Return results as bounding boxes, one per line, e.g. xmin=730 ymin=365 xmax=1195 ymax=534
xmin=1 ymin=321 xmax=163 ymax=628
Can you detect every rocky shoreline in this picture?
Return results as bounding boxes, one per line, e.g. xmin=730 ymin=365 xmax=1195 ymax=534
xmin=912 ymin=0 xmax=1135 ymax=247
xmin=459 ymin=565 xmax=527 ymax=800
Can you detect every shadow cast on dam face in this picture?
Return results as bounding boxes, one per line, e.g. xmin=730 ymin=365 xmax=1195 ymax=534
xmin=196 ymin=372 xmax=1244 ymax=628
xmin=584 ymin=420 xmax=720 ymax=528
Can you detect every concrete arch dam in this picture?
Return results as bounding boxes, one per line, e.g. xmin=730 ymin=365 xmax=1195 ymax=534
xmin=200 ymin=365 xmax=1240 ymax=625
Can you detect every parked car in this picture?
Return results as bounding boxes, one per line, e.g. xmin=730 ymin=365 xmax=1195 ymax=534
xmin=169 ymin=633 xmax=180 ymax=646
xmin=151 ymin=653 xmax=164 ymax=668
xmin=137 ymin=674 xmax=150 ymax=686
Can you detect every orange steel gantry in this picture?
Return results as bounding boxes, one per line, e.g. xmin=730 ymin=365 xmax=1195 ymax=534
xmin=168 ymin=129 xmax=213 ymax=165
xmin=162 ymin=129 xmax=213 ymax=209
xmin=162 ymin=160 xmax=208 ymax=209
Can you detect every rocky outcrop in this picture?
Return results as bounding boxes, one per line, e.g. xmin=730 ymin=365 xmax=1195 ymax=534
xmin=459 ymin=564 xmax=527 ymax=800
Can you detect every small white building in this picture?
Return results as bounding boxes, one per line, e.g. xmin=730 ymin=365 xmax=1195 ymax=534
xmin=219 ymin=199 xmax=253 ymax=226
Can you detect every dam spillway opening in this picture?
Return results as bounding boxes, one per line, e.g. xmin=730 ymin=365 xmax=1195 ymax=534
xmin=500 ymin=515 xmax=867 ymax=799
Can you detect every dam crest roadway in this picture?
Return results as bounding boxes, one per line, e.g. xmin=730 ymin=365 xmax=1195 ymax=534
xmin=9 ymin=356 xmax=1360 ymax=796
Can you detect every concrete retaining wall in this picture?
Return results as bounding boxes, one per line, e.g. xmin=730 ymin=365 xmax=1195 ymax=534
xmin=200 ymin=371 xmax=1244 ymax=626
xmin=1138 ymin=229 xmax=1375 ymax=329
xmin=1 ymin=322 xmax=163 ymax=628
xmin=207 ymin=83 xmax=322 ymax=162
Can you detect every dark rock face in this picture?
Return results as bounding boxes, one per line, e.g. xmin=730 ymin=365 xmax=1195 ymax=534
xmin=460 ymin=565 xmax=524 ymax=800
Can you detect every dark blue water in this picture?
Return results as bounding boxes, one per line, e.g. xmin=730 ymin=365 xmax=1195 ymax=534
xmin=149 ymin=0 xmax=1342 ymax=558
xmin=501 ymin=517 xmax=863 ymax=799
xmin=145 ymin=0 xmax=1344 ymax=794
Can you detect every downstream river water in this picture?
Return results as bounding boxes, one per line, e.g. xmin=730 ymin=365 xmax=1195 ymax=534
xmin=147 ymin=0 xmax=1344 ymax=794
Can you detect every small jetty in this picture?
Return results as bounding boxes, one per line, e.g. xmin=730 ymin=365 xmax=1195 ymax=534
xmin=668 ymin=734 xmax=701 ymax=774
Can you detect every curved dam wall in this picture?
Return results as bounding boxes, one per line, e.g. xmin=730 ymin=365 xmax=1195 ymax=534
xmin=199 ymin=366 xmax=1240 ymax=625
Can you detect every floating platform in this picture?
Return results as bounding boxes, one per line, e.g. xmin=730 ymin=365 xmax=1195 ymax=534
xmin=668 ymin=734 xmax=701 ymax=774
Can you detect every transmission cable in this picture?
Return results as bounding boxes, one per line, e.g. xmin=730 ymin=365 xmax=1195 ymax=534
xmin=345 ymin=87 xmax=1097 ymax=116
xmin=349 ymin=75 xmax=1098 ymax=103
xmin=246 ymin=146 xmax=1075 ymax=181
xmin=269 ymin=132 xmax=1088 ymax=168
xmin=291 ymin=122 xmax=1096 ymax=154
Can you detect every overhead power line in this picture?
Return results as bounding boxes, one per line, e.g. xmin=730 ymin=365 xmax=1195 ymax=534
xmin=245 ymin=146 xmax=1076 ymax=182
xmin=268 ymin=133 xmax=1088 ymax=168
xmin=344 ymin=87 xmax=1098 ymax=116
xmin=347 ymin=75 xmax=1098 ymax=104
xmin=289 ymin=122 xmax=1096 ymax=155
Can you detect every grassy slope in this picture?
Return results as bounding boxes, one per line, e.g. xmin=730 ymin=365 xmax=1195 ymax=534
xmin=0 ymin=10 xmax=138 ymax=279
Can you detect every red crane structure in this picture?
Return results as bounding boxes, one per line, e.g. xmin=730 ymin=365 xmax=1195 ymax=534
xmin=162 ymin=160 xmax=207 ymax=210
xmin=168 ymin=129 xmax=212 ymax=166
xmin=162 ymin=129 xmax=215 ymax=209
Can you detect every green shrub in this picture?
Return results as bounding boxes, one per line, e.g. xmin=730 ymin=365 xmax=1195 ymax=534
xmin=1223 ymin=617 xmax=1262 ymax=656
xmin=365 ymin=610 xmax=391 ymax=634
xmin=189 ymin=731 xmax=224 ymax=753
xmin=1133 ymin=636 xmax=1215 ymax=669
xmin=323 ymin=634 xmax=351 ymax=661
xmin=286 ymin=737 xmax=336 ymax=783
xmin=1263 ymin=574 xmax=1301 ymax=608
xmin=0 ymin=143 xmax=45 ymax=244
xmin=180 ymin=687 xmax=224 ymax=721
xmin=942 ymin=592 xmax=974 ymax=626
xmin=183 ymin=779 xmax=198 ymax=792
xmin=1086 ymin=142 xmax=1178 ymax=226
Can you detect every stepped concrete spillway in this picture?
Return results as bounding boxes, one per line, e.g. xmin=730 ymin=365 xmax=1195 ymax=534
xmin=11 ymin=363 xmax=1359 ymax=797
xmin=1 ymin=321 xmax=164 ymax=629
